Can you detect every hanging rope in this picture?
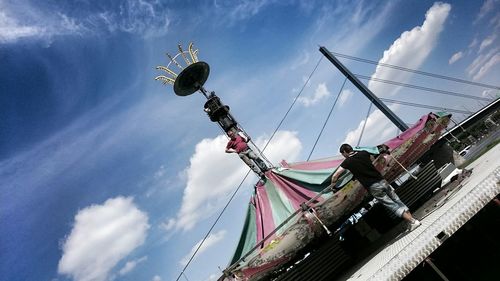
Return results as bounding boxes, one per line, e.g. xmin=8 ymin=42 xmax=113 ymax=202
xmin=356 ymin=102 xmax=373 ymax=146
xmin=260 ymin=56 xmax=324 ymax=155
xmin=175 ymin=170 xmax=252 ymax=281
xmin=307 ymin=77 xmax=348 ymax=161
xmin=175 ymin=55 xmax=324 ymax=281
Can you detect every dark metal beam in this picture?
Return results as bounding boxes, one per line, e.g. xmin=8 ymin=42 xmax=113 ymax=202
xmin=319 ymin=46 xmax=409 ymax=131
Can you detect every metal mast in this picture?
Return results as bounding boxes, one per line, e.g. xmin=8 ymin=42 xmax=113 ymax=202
xmin=319 ymin=46 xmax=409 ymax=132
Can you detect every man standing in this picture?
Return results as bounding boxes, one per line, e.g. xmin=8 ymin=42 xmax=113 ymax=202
xmin=225 ymin=130 xmax=267 ymax=179
xmin=331 ymin=143 xmax=421 ymax=231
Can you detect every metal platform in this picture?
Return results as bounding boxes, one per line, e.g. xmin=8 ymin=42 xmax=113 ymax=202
xmin=346 ymin=147 xmax=500 ymax=281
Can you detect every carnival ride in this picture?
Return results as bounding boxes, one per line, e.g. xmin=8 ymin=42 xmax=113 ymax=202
xmin=155 ymin=43 xmax=452 ymax=281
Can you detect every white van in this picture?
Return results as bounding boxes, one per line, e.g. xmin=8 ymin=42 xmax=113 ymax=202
xmin=459 ymin=145 xmax=472 ymax=157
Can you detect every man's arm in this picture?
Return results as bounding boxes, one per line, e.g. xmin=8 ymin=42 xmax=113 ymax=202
xmin=225 ymin=141 xmax=235 ymax=153
xmin=331 ymin=166 xmax=346 ymax=186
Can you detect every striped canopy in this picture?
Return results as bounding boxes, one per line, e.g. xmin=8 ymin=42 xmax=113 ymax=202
xmin=229 ymin=112 xmax=438 ymax=265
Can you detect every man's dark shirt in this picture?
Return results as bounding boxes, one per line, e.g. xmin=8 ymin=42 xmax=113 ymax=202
xmin=340 ymin=151 xmax=383 ymax=188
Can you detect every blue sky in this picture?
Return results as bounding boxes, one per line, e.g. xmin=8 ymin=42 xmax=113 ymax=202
xmin=1 ymin=1 xmax=499 ymax=281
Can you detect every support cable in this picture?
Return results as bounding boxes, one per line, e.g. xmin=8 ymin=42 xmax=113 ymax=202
xmin=175 ymin=55 xmax=324 ymax=280
xmin=260 ymin=56 xmax=324 ymax=155
xmin=175 ymin=170 xmax=252 ymax=281
xmin=379 ymin=98 xmax=473 ymax=114
xmin=307 ymin=77 xmax=347 ymax=161
xmin=355 ymin=75 xmax=493 ymax=101
xmin=357 ymin=102 xmax=373 ymax=147
xmin=331 ymin=51 xmax=500 ymax=90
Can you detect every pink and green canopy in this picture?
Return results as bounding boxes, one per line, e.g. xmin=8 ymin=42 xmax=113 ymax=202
xmin=229 ymin=112 xmax=444 ymax=265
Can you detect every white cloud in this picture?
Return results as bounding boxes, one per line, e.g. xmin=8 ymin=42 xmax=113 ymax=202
xmin=338 ymin=89 xmax=354 ymax=107
xmin=58 ymin=197 xmax=150 ymax=281
xmin=491 ymin=13 xmax=500 ymax=29
xmin=342 ymin=109 xmax=398 ymax=146
xmin=0 ymin=0 xmax=171 ymax=44
xmin=214 ymin=0 xmax=271 ymax=25
xmin=118 ymin=256 xmax=148 ymax=276
xmin=152 ymin=276 xmax=162 ymax=281
xmin=468 ymin=3 xmax=499 ymax=80
xmin=340 ymin=3 xmax=450 ymax=146
xmin=99 ymin=0 xmax=171 ymax=38
xmin=256 ymin=130 xmax=302 ymax=165
xmin=469 ymin=37 xmax=479 ymax=50
xmin=316 ymin=2 xmax=396 ymax=56
xmin=0 ymin=3 xmax=88 ymax=44
xmin=479 ymin=34 xmax=496 ymax=53
xmin=297 ymin=83 xmax=331 ymax=107
xmin=481 ymin=89 xmax=498 ymax=99
xmin=154 ymin=165 xmax=167 ymax=179
xmin=467 ymin=47 xmax=500 ymax=80
xmin=0 ymin=10 xmax=46 ymax=43
xmin=449 ymin=51 xmax=464 ymax=64
xmin=472 ymin=52 xmax=500 ymax=81
xmin=165 ymin=131 xmax=302 ymax=232
xmin=368 ymin=2 xmax=451 ymax=97
xmin=143 ymin=165 xmax=174 ymax=198
xmin=290 ymin=50 xmax=311 ymax=70
xmin=204 ymin=273 xmax=220 ymax=281
xmin=160 ymin=218 xmax=176 ymax=232
xmin=179 ymin=230 xmax=227 ymax=266
xmin=475 ymin=0 xmax=497 ymax=23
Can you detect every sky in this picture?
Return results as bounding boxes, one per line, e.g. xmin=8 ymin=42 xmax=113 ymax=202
xmin=1 ymin=1 xmax=499 ymax=281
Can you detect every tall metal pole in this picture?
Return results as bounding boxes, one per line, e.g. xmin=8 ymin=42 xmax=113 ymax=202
xmin=319 ymin=46 xmax=409 ymax=132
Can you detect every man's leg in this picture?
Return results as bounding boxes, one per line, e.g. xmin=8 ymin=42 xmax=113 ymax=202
xmin=385 ymin=182 xmax=410 ymax=213
xmin=246 ymin=150 xmax=268 ymax=172
xmin=384 ymin=183 xmax=420 ymax=225
xmin=239 ymin=152 xmax=263 ymax=176
xmin=370 ymin=181 xmax=421 ymax=230
xmin=369 ymin=181 xmax=409 ymax=218
xmin=386 ymin=180 xmax=413 ymax=215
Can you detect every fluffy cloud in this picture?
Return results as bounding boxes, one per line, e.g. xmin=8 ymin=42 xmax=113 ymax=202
xmin=58 ymin=197 xmax=149 ymax=281
xmin=256 ymin=130 xmax=302 ymax=165
xmin=118 ymin=256 xmax=148 ymax=276
xmin=298 ymin=83 xmax=331 ymax=107
xmin=479 ymin=34 xmax=496 ymax=53
xmin=290 ymin=50 xmax=311 ymax=70
xmin=152 ymin=276 xmax=162 ymax=281
xmin=342 ymin=108 xmax=399 ymax=146
xmin=467 ymin=47 xmax=500 ymax=80
xmin=449 ymin=51 xmax=464 ymax=64
xmin=214 ymin=0 xmax=271 ymax=24
xmin=467 ymin=2 xmax=500 ymax=80
xmin=341 ymin=3 xmax=450 ymax=146
xmin=92 ymin=0 xmax=171 ymax=37
xmin=179 ymin=230 xmax=227 ymax=266
xmin=166 ymin=131 xmax=302 ymax=232
xmin=338 ymin=89 xmax=354 ymax=107
xmin=472 ymin=52 xmax=500 ymax=81
xmin=368 ymin=2 xmax=451 ymax=97
xmin=0 ymin=10 xmax=45 ymax=43
xmin=481 ymin=89 xmax=498 ymax=99
xmin=0 ymin=0 xmax=171 ymax=44
xmin=475 ymin=0 xmax=497 ymax=23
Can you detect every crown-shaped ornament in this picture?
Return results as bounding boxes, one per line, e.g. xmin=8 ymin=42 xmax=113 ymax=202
xmin=155 ymin=42 xmax=210 ymax=97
